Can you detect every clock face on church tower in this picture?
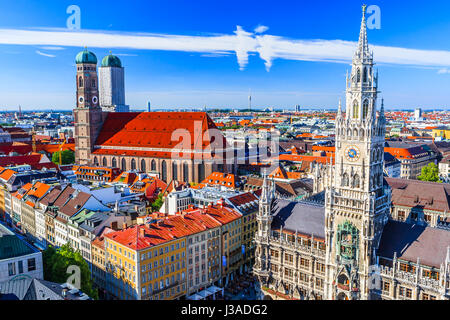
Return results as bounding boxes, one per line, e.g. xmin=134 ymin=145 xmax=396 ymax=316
xmin=345 ymin=146 xmax=360 ymax=162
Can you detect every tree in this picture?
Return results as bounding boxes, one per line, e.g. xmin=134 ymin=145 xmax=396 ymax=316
xmin=52 ymin=150 xmax=75 ymax=165
xmin=43 ymin=244 xmax=98 ymax=299
xmin=151 ymin=193 xmax=164 ymax=212
xmin=417 ymin=162 xmax=441 ymax=182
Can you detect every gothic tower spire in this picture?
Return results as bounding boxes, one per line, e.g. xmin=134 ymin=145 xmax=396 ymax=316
xmin=356 ymin=5 xmax=370 ymax=60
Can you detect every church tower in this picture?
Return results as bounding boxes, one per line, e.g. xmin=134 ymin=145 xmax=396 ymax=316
xmin=324 ymin=5 xmax=390 ymax=300
xmin=73 ymin=48 xmax=103 ymax=165
xmin=254 ymin=171 xmax=274 ymax=291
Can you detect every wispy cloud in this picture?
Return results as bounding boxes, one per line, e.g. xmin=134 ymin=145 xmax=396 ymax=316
xmin=437 ymin=68 xmax=450 ymax=74
xmin=1 ymin=27 xmax=450 ymax=71
xmin=114 ymin=53 xmax=138 ymax=57
xmin=254 ymin=25 xmax=269 ymax=34
xmin=35 ymin=50 xmax=56 ymax=58
xmin=39 ymin=46 xmax=65 ymax=50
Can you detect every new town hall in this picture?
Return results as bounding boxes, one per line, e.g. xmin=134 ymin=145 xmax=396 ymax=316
xmin=254 ymin=7 xmax=450 ymax=300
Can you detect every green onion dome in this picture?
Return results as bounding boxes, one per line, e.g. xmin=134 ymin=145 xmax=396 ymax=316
xmin=75 ymin=48 xmax=97 ymax=64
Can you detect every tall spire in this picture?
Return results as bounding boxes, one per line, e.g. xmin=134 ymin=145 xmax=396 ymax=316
xmin=357 ymin=4 xmax=370 ymax=59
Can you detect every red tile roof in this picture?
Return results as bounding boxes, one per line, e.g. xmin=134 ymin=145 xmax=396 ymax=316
xmin=106 ymin=203 xmax=240 ymax=251
xmin=94 ymin=112 xmax=227 ymax=151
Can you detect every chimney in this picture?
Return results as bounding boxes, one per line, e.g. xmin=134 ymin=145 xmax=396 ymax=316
xmin=122 ymin=222 xmax=127 ymax=230
xmin=139 ymin=227 xmax=145 ymax=238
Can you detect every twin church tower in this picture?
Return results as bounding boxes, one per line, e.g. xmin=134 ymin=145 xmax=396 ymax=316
xmin=73 ymin=50 xmax=129 ymax=164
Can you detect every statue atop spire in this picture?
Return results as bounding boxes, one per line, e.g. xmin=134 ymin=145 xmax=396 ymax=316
xmin=356 ymin=4 xmax=370 ymax=60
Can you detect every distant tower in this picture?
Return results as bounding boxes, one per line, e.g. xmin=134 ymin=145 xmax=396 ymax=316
xmin=147 ymin=100 xmax=151 ymax=112
xmin=73 ymin=48 xmax=103 ymax=165
xmin=248 ymin=90 xmax=252 ymax=111
xmin=414 ymin=107 xmax=422 ymax=121
xmin=99 ymin=52 xmax=129 ymax=112
xmin=295 ymin=105 xmax=301 ymax=112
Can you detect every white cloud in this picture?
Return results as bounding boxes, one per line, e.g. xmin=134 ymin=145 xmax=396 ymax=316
xmin=437 ymin=68 xmax=450 ymax=74
xmin=39 ymin=46 xmax=65 ymax=50
xmin=254 ymin=25 xmax=269 ymax=34
xmin=1 ymin=27 xmax=450 ymax=71
xmin=35 ymin=50 xmax=56 ymax=58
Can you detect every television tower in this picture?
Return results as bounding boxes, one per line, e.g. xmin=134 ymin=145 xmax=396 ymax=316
xmin=248 ymin=89 xmax=252 ymax=111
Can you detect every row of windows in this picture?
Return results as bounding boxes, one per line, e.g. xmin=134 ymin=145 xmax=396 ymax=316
xmin=8 ymin=258 xmax=36 ymax=276
xmin=140 ymin=242 xmax=185 ymax=261
xmin=93 ymin=157 xmax=199 ymax=182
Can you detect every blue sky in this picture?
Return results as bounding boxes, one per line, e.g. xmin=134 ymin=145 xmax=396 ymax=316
xmin=1 ymin=0 xmax=450 ymax=110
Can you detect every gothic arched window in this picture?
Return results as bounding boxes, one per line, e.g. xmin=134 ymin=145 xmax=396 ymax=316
xmin=353 ymin=174 xmax=360 ymax=188
xmin=172 ymin=162 xmax=178 ymax=181
xmin=183 ymin=162 xmax=189 ymax=182
xmin=362 ymin=100 xmax=369 ymax=119
xmin=121 ymin=158 xmax=126 ymax=171
xmin=141 ymin=159 xmax=146 ymax=172
xmin=102 ymin=157 xmax=107 ymax=167
xmin=93 ymin=156 xmax=98 ymax=165
xmin=363 ymin=67 xmax=367 ymax=82
xmin=353 ymin=100 xmax=359 ymax=119
xmin=342 ymin=173 xmax=349 ymax=187
xmin=79 ymin=76 xmax=83 ymax=87
xmin=356 ymin=68 xmax=361 ymax=83
xmin=91 ymin=79 xmax=96 ymax=88
xmin=161 ymin=160 xmax=167 ymax=182
xmin=198 ymin=163 xmax=205 ymax=182
xmin=131 ymin=158 xmax=136 ymax=170
xmin=151 ymin=159 xmax=156 ymax=171
xmin=112 ymin=157 xmax=117 ymax=168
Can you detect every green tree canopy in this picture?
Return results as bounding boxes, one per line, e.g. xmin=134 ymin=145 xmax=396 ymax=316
xmin=43 ymin=244 xmax=98 ymax=299
xmin=51 ymin=149 xmax=75 ymax=165
xmin=417 ymin=162 xmax=441 ymax=182
xmin=151 ymin=193 xmax=164 ymax=212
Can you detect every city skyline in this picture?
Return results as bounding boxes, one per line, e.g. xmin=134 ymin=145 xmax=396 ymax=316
xmin=1 ymin=1 xmax=450 ymax=110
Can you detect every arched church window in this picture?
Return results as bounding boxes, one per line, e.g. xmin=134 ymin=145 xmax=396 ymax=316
xmin=363 ymin=67 xmax=367 ymax=83
xmin=131 ymin=159 xmax=136 ymax=170
xmin=91 ymin=79 xmax=96 ymax=88
xmin=141 ymin=159 xmax=146 ymax=172
xmin=79 ymin=76 xmax=83 ymax=87
xmin=356 ymin=68 xmax=361 ymax=83
xmin=121 ymin=158 xmax=126 ymax=171
xmin=353 ymin=100 xmax=359 ymax=119
xmin=172 ymin=162 xmax=178 ymax=181
xmin=362 ymin=100 xmax=369 ymax=119
xmin=161 ymin=160 xmax=167 ymax=182
xmin=183 ymin=162 xmax=189 ymax=182
xmin=198 ymin=163 xmax=205 ymax=182
xmin=93 ymin=156 xmax=98 ymax=165
xmin=342 ymin=173 xmax=349 ymax=187
xmin=112 ymin=157 xmax=117 ymax=168
xmin=353 ymin=129 xmax=358 ymax=137
xmin=102 ymin=157 xmax=107 ymax=167
xmin=151 ymin=159 xmax=156 ymax=171
xmin=353 ymin=174 xmax=360 ymax=188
